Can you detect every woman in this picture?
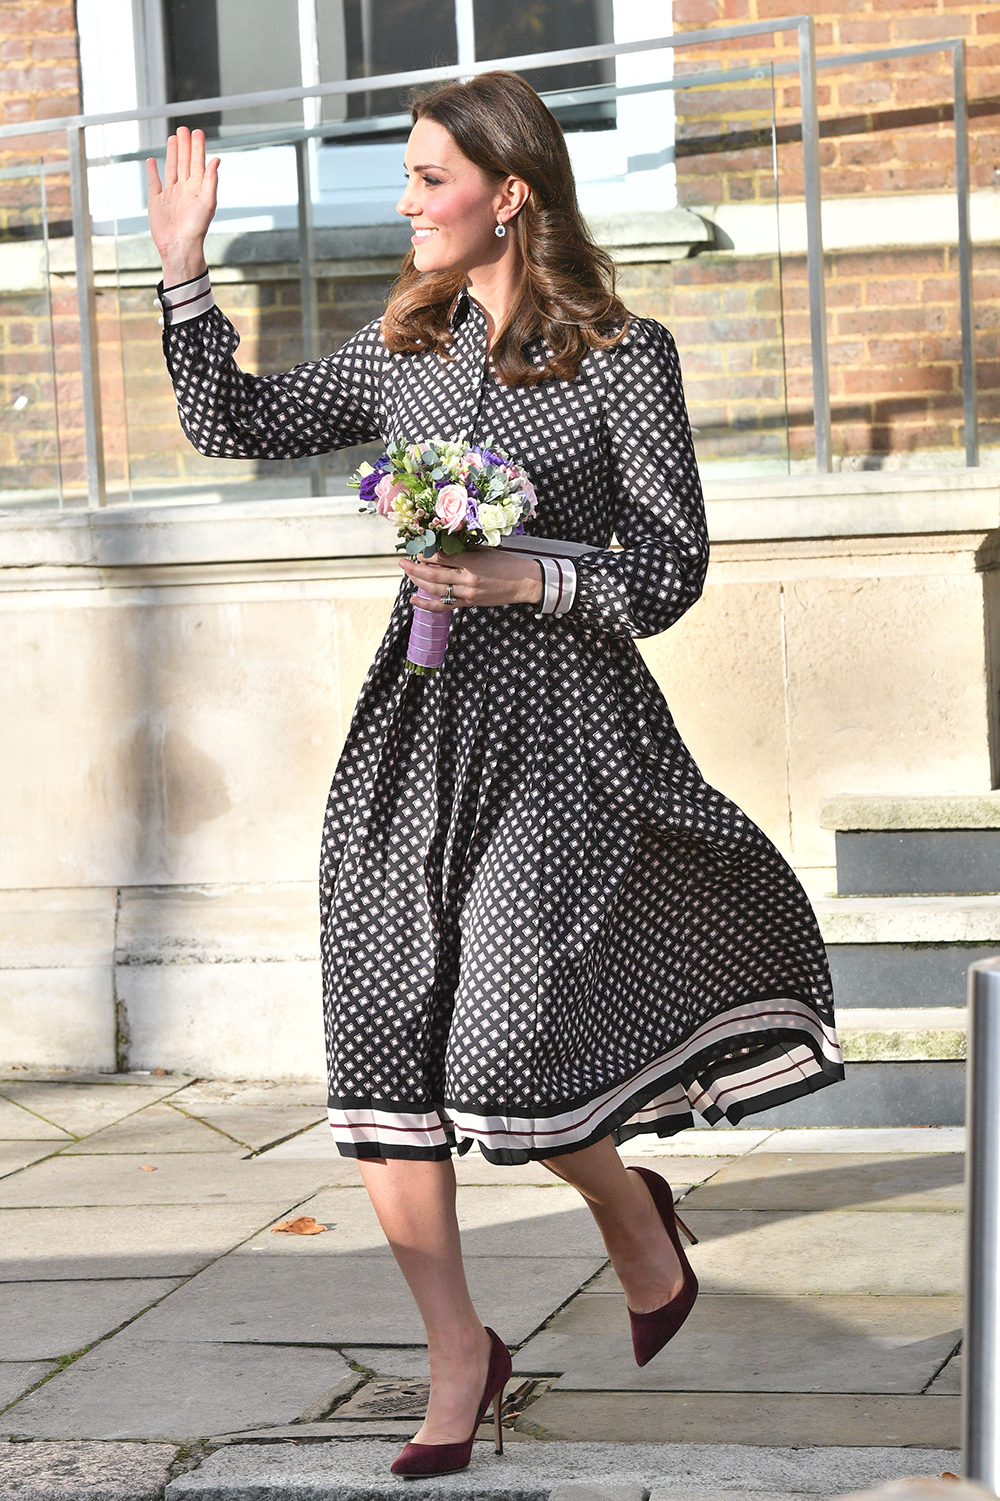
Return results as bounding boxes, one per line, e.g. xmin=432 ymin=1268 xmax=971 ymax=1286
xmin=148 ymin=72 xmax=842 ymax=1478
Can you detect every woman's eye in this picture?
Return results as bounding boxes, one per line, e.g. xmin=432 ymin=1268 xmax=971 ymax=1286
xmin=422 ymin=176 xmax=442 ymax=186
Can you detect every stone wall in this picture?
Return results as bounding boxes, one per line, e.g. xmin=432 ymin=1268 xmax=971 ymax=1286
xmin=3 ymin=471 xmax=998 ymax=1076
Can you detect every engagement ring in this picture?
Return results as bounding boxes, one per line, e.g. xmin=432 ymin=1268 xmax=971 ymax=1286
xmin=443 ymin=585 xmax=456 ymax=606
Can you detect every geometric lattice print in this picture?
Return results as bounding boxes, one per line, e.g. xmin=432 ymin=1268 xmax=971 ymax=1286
xmin=164 ymin=289 xmax=843 ymax=1165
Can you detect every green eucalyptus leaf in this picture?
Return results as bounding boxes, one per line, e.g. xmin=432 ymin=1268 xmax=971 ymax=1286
xmin=440 ymin=531 xmax=465 ymax=554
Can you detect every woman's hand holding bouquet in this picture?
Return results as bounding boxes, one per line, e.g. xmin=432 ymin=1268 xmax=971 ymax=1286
xmin=352 ymin=437 xmax=540 ymax=674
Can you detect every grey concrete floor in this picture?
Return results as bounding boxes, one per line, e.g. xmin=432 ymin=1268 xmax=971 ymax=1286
xmin=0 ymin=1072 xmax=964 ymax=1498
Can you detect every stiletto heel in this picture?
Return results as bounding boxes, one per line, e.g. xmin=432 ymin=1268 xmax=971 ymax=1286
xmin=390 ymin=1327 xmax=512 ymax=1477
xmin=624 ymin=1165 xmax=699 ymax=1367
xmin=673 ymin=1210 xmax=698 ymax=1246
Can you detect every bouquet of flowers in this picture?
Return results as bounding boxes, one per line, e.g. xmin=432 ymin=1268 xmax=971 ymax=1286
xmin=351 ymin=437 xmax=537 ymax=675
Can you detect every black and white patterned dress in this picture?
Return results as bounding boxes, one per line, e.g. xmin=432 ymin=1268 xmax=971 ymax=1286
xmin=161 ymin=274 xmax=843 ymax=1165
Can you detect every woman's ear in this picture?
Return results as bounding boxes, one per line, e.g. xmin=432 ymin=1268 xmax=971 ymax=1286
xmin=500 ymin=175 xmax=531 ymax=219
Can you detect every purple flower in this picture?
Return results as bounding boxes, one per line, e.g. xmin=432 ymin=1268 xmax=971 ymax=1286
xmin=464 ymin=497 xmax=481 ymax=529
xmin=480 ymin=446 xmax=505 ymax=467
xmin=359 ymin=471 xmax=381 ymax=502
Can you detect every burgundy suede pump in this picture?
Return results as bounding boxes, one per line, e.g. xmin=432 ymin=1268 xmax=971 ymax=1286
xmin=389 ymin=1327 xmax=512 ymax=1478
xmin=625 ymin=1165 xmax=699 ymax=1367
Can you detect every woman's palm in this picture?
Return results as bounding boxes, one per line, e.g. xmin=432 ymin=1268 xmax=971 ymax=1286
xmin=147 ymin=127 xmax=220 ymax=256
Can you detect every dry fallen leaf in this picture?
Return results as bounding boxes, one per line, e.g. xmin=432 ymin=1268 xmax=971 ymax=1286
xmin=139 ymin=1164 xmax=157 ymax=1172
xmin=271 ymin=1216 xmax=327 ymax=1235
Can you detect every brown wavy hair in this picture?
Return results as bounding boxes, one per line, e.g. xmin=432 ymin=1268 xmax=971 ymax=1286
xmin=381 ymin=70 xmax=629 ymax=386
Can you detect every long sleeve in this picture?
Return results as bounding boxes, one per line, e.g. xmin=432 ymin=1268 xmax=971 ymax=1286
xmin=160 ymin=280 xmax=386 ymax=459
xmin=567 ymin=318 xmax=709 ymax=639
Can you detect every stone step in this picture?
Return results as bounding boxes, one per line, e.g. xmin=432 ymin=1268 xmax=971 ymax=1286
xmin=813 ymin=894 xmax=1000 ymax=1012
xmin=837 ymin=1008 xmax=966 ymax=1061
xmin=162 ymin=1440 xmax=963 ymax=1501
xmin=820 ymin=795 xmax=1000 ymax=897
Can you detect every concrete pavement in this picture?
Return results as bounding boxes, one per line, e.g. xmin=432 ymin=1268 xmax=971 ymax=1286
xmin=0 ymin=1070 xmax=964 ymax=1498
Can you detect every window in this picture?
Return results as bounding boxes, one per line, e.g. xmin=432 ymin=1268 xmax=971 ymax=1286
xmin=160 ymin=0 xmax=615 ymax=136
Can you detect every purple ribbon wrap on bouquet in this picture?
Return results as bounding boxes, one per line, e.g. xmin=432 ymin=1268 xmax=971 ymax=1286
xmin=406 ymin=588 xmax=452 ymax=674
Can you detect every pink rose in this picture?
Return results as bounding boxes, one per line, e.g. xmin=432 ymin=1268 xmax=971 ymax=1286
xmin=434 ymin=482 xmax=469 ymax=533
xmin=374 ymin=475 xmax=406 ymax=516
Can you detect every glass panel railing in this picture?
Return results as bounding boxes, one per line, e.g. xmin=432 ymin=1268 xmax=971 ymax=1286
xmin=1 ymin=28 xmax=986 ymax=512
xmin=0 ymin=150 xmax=66 ymax=508
xmin=87 ymin=56 xmax=792 ymax=507
xmin=804 ymin=46 xmax=975 ymax=473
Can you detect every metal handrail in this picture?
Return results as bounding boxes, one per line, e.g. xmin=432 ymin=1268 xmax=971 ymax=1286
xmin=964 ymin=958 xmax=1000 ymax=1489
xmin=0 ymin=23 xmax=975 ymax=501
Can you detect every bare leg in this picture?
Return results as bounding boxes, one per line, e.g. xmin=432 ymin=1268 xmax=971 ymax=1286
xmin=357 ymin=1156 xmax=493 ymax=1445
xmin=542 ymin=1137 xmax=685 ymax=1313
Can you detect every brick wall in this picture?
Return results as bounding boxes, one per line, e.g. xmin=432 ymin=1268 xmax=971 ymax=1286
xmin=0 ymin=4 xmax=80 ymax=499
xmin=8 ymin=271 xmax=393 ymax=498
xmin=662 ymin=0 xmax=999 ymax=464
xmin=672 ymin=0 xmax=995 ymax=203
xmin=0 ymin=3 xmax=79 ymax=233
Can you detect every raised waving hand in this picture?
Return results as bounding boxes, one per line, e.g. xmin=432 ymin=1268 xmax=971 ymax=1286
xmin=146 ymin=126 xmax=220 ymax=287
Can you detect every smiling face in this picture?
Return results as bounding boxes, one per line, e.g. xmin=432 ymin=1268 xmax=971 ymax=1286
xmin=397 ymin=116 xmax=514 ymax=276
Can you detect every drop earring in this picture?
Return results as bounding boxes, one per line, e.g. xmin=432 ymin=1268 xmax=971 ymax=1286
xmin=494 ymin=218 xmax=507 ymax=238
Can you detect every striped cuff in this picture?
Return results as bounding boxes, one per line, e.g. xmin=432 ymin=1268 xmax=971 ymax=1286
xmin=156 ymin=271 xmax=215 ymax=327
xmin=533 ymin=555 xmax=577 ymax=617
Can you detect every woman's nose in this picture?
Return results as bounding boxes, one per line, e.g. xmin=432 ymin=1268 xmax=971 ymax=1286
xmin=397 ymin=183 xmax=419 ymax=217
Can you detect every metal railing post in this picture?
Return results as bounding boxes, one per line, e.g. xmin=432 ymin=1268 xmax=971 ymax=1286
xmin=67 ymin=124 xmax=105 ymax=507
xmin=952 ymin=39 xmax=979 ymax=469
xmin=963 ymin=957 xmax=1000 ymax=1488
xmin=294 ymin=137 xmax=325 ymax=497
xmin=798 ymin=16 xmax=831 ymax=474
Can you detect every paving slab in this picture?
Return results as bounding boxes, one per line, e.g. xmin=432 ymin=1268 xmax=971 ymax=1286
xmin=0 ymin=1439 xmax=177 ymax=1500
xmin=626 ymin=1131 xmax=770 ymax=1157
xmin=549 ymin=1487 xmax=647 ymax=1501
xmin=0 ymin=1203 xmax=300 ymax=1280
xmin=60 ymin=1105 xmax=245 ymax=1155
xmin=927 ymin=1352 xmax=961 ymax=1395
xmin=0 ymin=1363 xmax=57 ymax=1407
xmin=340 ymin=1348 xmax=431 ymax=1380
xmin=173 ymin=1082 xmax=327 ymax=1109
xmin=259 ymin=1135 xmax=728 ymax=1193
xmin=126 ymin=1251 xmax=606 ymax=1347
xmin=0 ymin=1143 xmax=64 ymax=1178
xmin=230 ymin=1185 xmax=607 ymax=1260
xmin=169 ymin=1105 xmax=329 ymax=1154
xmin=0 ymin=1098 xmax=73 ymax=1142
xmin=210 ymin=1420 xmax=420 ymax=1442
xmin=0 ymin=1337 xmax=355 ymax=1441
xmin=682 ymin=1155 xmax=965 ymax=1213
xmin=163 ymin=1439 xmax=963 ymax=1498
xmin=0 ymin=1153 xmax=353 ymax=1207
xmin=587 ymin=1211 xmax=963 ymax=1297
xmin=2 ymin=1278 xmax=186 ymax=1360
xmin=747 ymin=1129 xmax=965 ymax=1155
xmin=0 ymin=1084 xmax=188 ymax=1139
xmin=512 ymin=1294 xmax=962 ymax=1393
xmin=517 ymin=1394 xmax=961 ymax=1448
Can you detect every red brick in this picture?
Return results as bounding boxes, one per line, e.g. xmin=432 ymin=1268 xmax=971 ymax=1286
xmin=839 ymin=364 xmax=955 ymax=397
xmin=673 ymin=0 xmax=724 ymax=25
xmin=896 ymin=14 xmax=971 ymax=40
xmin=30 ymin=35 xmax=76 ymax=60
xmin=838 ymin=18 xmax=892 ymax=45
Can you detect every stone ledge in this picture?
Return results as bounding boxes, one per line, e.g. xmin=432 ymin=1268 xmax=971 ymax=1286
xmin=821 ymin=794 xmax=1000 ymax=831
xmin=163 ymin=1440 xmax=963 ymax=1501
xmin=3 ymin=470 xmax=1000 ymax=571
xmin=837 ymin=1008 xmax=967 ymax=1061
xmin=814 ymin=894 xmax=1000 ymax=945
